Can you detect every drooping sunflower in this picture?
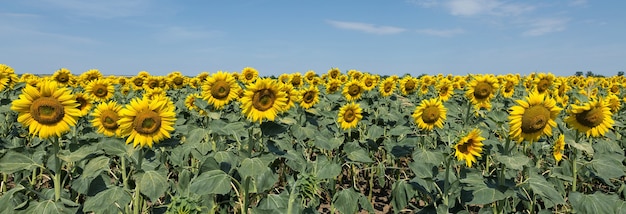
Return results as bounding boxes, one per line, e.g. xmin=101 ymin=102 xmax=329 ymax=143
xmin=51 ymin=68 xmax=74 ymax=87
xmin=465 ymin=74 xmax=499 ymax=110
xmin=399 ymin=76 xmax=418 ymax=95
xmin=337 ymin=102 xmax=363 ymax=130
xmin=85 ymin=79 xmax=115 ymax=102
xmin=564 ymin=98 xmax=614 ymax=138
xmin=240 ymin=78 xmax=288 ymax=123
xmin=201 ymin=71 xmax=240 ymax=109
xmin=91 ymin=101 xmax=123 ymax=137
xmin=74 ymin=92 xmax=93 ymax=116
xmin=379 ymin=78 xmax=396 ymax=97
xmin=278 ymin=73 xmax=291 ymax=84
xmin=299 ymin=85 xmax=320 ymax=109
xmin=10 ymin=81 xmax=81 ymax=139
xmin=342 ymin=80 xmax=365 ymax=101
xmin=454 ymin=129 xmax=485 ymax=167
xmin=500 ymin=78 xmax=517 ymax=98
xmin=241 ymin=67 xmax=259 ymax=85
xmin=508 ymin=92 xmax=562 ymax=143
xmin=553 ymin=134 xmax=565 ymax=163
xmin=118 ymin=96 xmax=176 ymax=148
xmin=412 ymin=98 xmax=447 ymax=131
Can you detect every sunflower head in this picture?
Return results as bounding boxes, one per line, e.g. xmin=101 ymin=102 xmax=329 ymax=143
xmin=412 ymin=98 xmax=447 ymax=131
xmin=455 ymin=129 xmax=485 ymax=167
xmin=564 ymin=98 xmax=614 ymax=138
xmin=86 ymin=79 xmax=115 ymax=102
xmin=553 ymin=134 xmax=565 ymax=163
xmin=201 ymin=71 xmax=240 ymax=109
xmin=299 ymin=86 xmax=320 ymax=109
xmin=241 ymin=67 xmax=259 ymax=85
xmin=379 ymin=78 xmax=396 ymax=97
xmin=240 ymin=78 xmax=288 ymax=123
xmin=91 ymin=101 xmax=123 ymax=137
xmin=508 ymin=92 xmax=562 ymax=143
xmin=337 ymin=102 xmax=363 ymax=130
xmin=466 ymin=75 xmax=499 ymax=104
xmin=342 ymin=80 xmax=365 ymax=101
xmin=118 ymin=96 xmax=176 ymax=148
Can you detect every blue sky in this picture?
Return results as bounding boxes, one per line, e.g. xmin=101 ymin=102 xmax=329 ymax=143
xmin=1 ymin=0 xmax=624 ymax=77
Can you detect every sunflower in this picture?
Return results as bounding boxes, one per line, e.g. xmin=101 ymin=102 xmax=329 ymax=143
xmin=290 ymin=73 xmax=303 ymax=88
xmin=325 ymin=79 xmax=342 ymax=94
xmin=454 ymin=129 xmax=485 ymax=167
xmin=379 ymin=78 xmax=396 ymax=97
xmin=184 ymin=93 xmax=208 ymax=116
xmin=85 ymin=79 xmax=115 ymax=102
xmin=118 ymin=96 xmax=176 ymax=148
xmin=10 ymin=81 xmax=81 ymax=139
xmin=412 ymin=98 xmax=447 ymax=131
xmin=80 ymin=69 xmax=103 ymax=83
xmin=465 ymin=75 xmax=499 ymax=110
xmin=278 ymin=73 xmax=291 ymax=84
xmin=342 ymin=80 xmax=365 ymax=101
xmin=167 ymin=71 xmax=187 ymax=89
xmin=240 ymin=78 xmax=288 ymax=123
xmin=500 ymin=79 xmax=517 ymax=98
xmin=137 ymin=71 xmax=151 ymax=79
xmin=280 ymin=83 xmax=299 ymax=112
xmin=553 ymin=134 xmax=565 ymax=163
xmin=74 ymin=92 xmax=93 ymax=116
xmin=91 ymin=101 xmax=122 ymax=137
xmin=129 ymin=76 xmax=145 ymax=91
xmin=299 ymin=85 xmax=320 ymax=109
xmin=337 ymin=102 xmax=363 ymax=130
xmin=606 ymin=93 xmax=621 ymax=113
xmin=399 ymin=76 xmax=418 ymax=95
xmin=327 ymin=68 xmax=341 ymax=79
xmin=508 ymin=92 xmax=562 ymax=143
xmin=304 ymin=70 xmax=317 ymax=84
xmin=241 ymin=67 xmax=259 ymax=85
xmin=201 ymin=71 xmax=240 ymax=109
xmin=144 ymin=87 xmax=166 ymax=100
xmin=362 ymin=74 xmax=378 ymax=91
xmin=436 ymin=79 xmax=454 ymax=101
xmin=143 ymin=76 xmax=164 ymax=90
xmin=0 ymin=64 xmax=14 ymax=91
xmin=533 ymin=73 xmax=555 ymax=94
xmin=564 ymin=98 xmax=614 ymax=138
xmin=51 ymin=68 xmax=74 ymax=86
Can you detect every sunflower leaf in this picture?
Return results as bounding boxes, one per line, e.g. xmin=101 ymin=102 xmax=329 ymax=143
xmin=139 ymin=170 xmax=169 ymax=202
xmin=494 ymin=154 xmax=530 ymax=171
xmin=569 ymin=192 xmax=617 ymax=214
xmin=0 ymin=151 xmax=38 ymax=174
xmin=189 ymin=170 xmax=231 ymax=195
xmin=83 ymin=187 xmax=131 ymax=214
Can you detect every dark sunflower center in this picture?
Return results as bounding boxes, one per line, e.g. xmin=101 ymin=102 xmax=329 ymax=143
xmin=364 ymin=80 xmax=374 ymax=87
xmin=537 ymin=79 xmax=550 ymax=93
xmin=245 ymin=73 xmax=254 ymax=80
xmin=405 ymin=81 xmax=416 ymax=91
xmin=133 ymin=110 xmax=162 ymax=134
xmin=30 ymin=97 xmax=65 ymax=125
xmin=474 ymin=82 xmax=492 ymax=99
xmin=457 ymin=140 xmax=472 ymax=154
xmin=303 ymin=91 xmax=315 ymax=103
xmin=76 ymin=97 xmax=87 ymax=110
xmin=56 ymin=74 xmax=69 ymax=83
xmin=344 ymin=109 xmax=356 ymax=122
xmin=148 ymin=80 xmax=159 ymax=89
xmin=384 ymin=83 xmax=393 ymax=93
xmin=348 ymin=84 xmax=361 ymax=96
xmin=252 ymin=89 xmax=275 ymax=111
xmin=521 ymin=105 xmax=551 ymax=134
xmin=211 ymin=80 xmax=231 ymax=99
xmin=575 ymin=107 xmax=604 ymax=128
xmin=93 ymin=85 xmax=108 ymax=97
xmin=291 ymin=78 xmax=301 ymax=86
xmin=100 ymin=110 xmax=119 ymax=130
xmin=329 ymin=85 xmax=339 ymax=92
xmin=422 ymin=106 xmax=441 ymax=124
xmin=133 ymin=79 xmax=143 ymax=86
xmin=173 ymin=77 xmax=183 ymax=85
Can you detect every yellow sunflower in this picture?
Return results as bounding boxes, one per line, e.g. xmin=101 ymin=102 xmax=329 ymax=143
xmin=299 ymin=85 xmax=320 ymax=109
xmin=74 ymin=92 xmax=93 ymax=116
xmin=144 ymin=87 xmax=166 ymax=100
xmin=280 ymin=83 xmax=299 ymax=112
xmin=304 ymin=70 xmax=317 ymax=84
xmin=342 ymin=80 xmax=365 ymax=101
xmin=412 ymin=98 xmax=447 ymax=131
xmin=201 ymin=71 xmax=240 ymax=109
xmin=500 ymin=78 xmax=517 ymax=98
xmin=143 ymin=76 xmax=164 ymax=90
xmin=10 ymin=81 xmax=81 ymax=139
xmin=185 ymin=93 xmax=207 ymax=116
xmin=241 ymin=67 xmax=259 ymax=85
xmin=278 ymin=73 xmax=291 ymax=84
xmin=129 ymin=76 xmax=145 ymax=91
xmin=85 ymin=79 xmax=115 ymax=102
xmin=362 ymin=74 xmax=378 ymax=91
xmin=465 ymin=75 xmax=499 ymax=110
xmin=167 ymin=71 xmax=187 ymax=89
xmin=454 ymin=129 xmax=485 ymax=167
xmin=0 ymin=64 xmax=15 ymax=92
xmin=337 ymin=102 xmax=363 ymax=130
xmin=564 ymin=98 xmax=614 ymax=138
xmin=290 ymin=73 xmax=303 ymax=88
xmin=80 ymin=69 xmax=103 ymax=83
xmin=91 ymin=101 xmax=122 ymax=137
xmin=327 ymin=68 xmax=341 ymax=79
xmin=508 ymin=92 xmax=562 ymax=143
xmin=118 ymin=96 xmax=176 ymax=148
xmin=553 ymin=134 xmax=565 ymax=163
xmin=379 ymin=78 xmax=396 ymax=97
xmin=240 ymin=78 xmax=288 ymax=123
xmin=533 ymin=73 xmax=555 ymax=94
xmin=325 ymin=79 xmax=342 ymax=94
xmin=51 ymin=68 xmax=74 ymax=86
xmin=399 ymin=76 xmax=418 ymax=95
xmin=436 ymin=79 xmax=454 ymax=101
xmin=606 ymin=93 xmax=621 ymax=113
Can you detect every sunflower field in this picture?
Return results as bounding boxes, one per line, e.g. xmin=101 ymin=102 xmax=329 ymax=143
xmin=0 ymin=64 xmax=625 ymax=214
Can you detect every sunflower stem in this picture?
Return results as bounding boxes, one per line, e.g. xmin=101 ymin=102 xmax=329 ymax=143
xmin=133 ymin=148 xmax=144 ymax=214
xmin=121 ymin=156 xmax=130 ymax=191
xmin=442 ymin=155 xmax=452 ymax=209
xmin=463 ymin=100 xmax=472 ymax=126
xmin=52 ymin=137 xmax=62 ymax=202
xmin=572 ymin=131 xmax=580 ymax=192
xmin=1 ymin=173 xmax=7 ymax=193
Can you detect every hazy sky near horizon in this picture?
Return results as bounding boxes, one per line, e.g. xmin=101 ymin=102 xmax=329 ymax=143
xmin=1 ymin=0 xmax=624 ymax=77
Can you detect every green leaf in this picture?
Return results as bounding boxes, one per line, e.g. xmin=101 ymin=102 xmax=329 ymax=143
xmin=26 ymin=199 xmax=77 ymax=214
xmin=260 ymin=121 xmax=287 ymax=137
xmin=526 ymin=173 xmax=565 ymax=204
xmin=569 ymin=192 xmax=618 ymax=214
xmin=566 ymin=138 xmax=594 ymax=155
xmin=58 ymin=144 xmax=101 ymax=163
xmin=314 ymin=135 xmax=343 ymax=150
xmin=81 ymin=156 xmax=110 ymax=179
xmin=139 ymin=170 xmax=169 ymax=202
xmin=367 ymin=125 xmax=385 ymax=139
xmin=388 ymin=126 xmax=411 ymax=136
xmin=0 ymin=151 xmax=38 ymax=173
xmin=83 ymin=186 xmax=132 ymax=213
xmin=186 ymin=127 xmax=209 ymax=144
xmin=239 ymin=158 xmax=271 ymax=179
xmin=347 ymin=149 xmax=374 ymax=163
xmin=314 ymin=157 xmax=341 ymax=180
xmin=412 ymin=149 xmax=444 ymax=165
xmin=590 ymin=154 xmax=626 ymax=185
xmin=409 ymin=161 xmax=435 ymax=179
xmin=333 ymin=188 xmax=360 ymax=214
xmin=461 ymin=174 xmax=507 ymax=205
xmin=392 ymin=180 xmax=414 ymax=212
xmin=255 ymin=193 xmax=289 ymax=212
xmin=0 ymin=185 xmax=26 ymax=213
xmin=99 ymin=138 xmax=130 ymax=158
xmin=495 ymin=154 xmax=530 ymax=171
xmin=189 ymin=170 xmax=231 ymax=195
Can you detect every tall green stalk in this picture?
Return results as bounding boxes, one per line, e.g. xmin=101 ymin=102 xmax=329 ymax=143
xmin=572 ymin=131 xmax=580 ymax=192
xmin=52 ymin=137 xmax=62 ymax=202
xmin=134 ymin=148 xmax=144 ymax=214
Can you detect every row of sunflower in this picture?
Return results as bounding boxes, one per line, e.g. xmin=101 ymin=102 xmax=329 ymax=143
xmin=0 ymin=63 xmax=625 ymax=213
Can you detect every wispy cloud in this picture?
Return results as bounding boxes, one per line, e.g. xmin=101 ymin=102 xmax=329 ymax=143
xmin=416 ymin=28 xmax=465 ymax=37
xmin=326 ymin=20 xmax=407 ymax=35
xmin=36 ymin=0 xmax=151 ymax=19
xmin=409 ymin=0 xmax=534 ymax=16
xmin=523 ymin=18 xmax=569 ymax=36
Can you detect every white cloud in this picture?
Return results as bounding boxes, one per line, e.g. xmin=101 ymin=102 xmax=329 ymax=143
xmin=416 ymin=28 xmax=465 ymax=37
xmin=445 ymin=0 xmax=533 ymax=16
xmin=523 ymin=18 xmax=569 ymax=36
xmin=36 ymin=0 xmax=150 ymax=18
xmin=406 ymin=0 xmax=439 ymax=8
xmin=326 ymin=20 xmax=407 ymax=35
